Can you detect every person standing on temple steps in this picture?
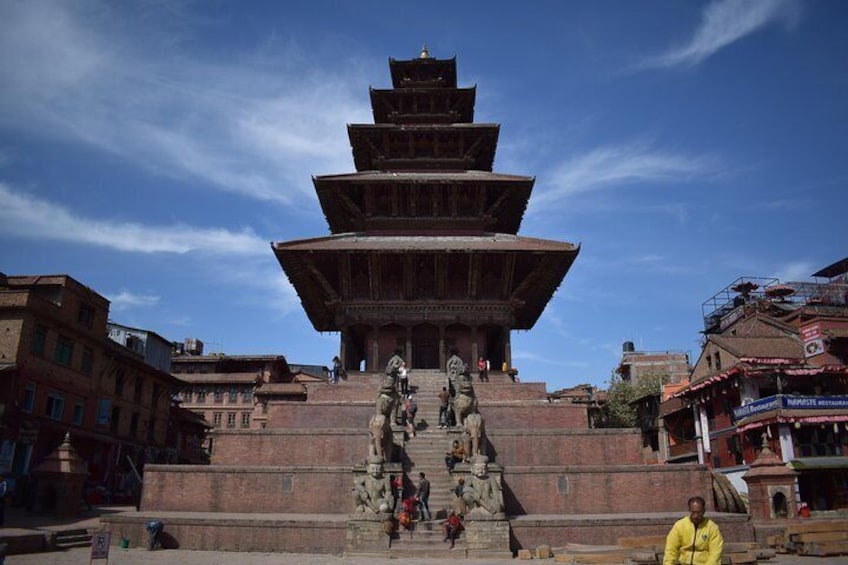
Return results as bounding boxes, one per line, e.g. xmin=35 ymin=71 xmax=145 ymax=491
xmin=399 ymin=361 xmax=409 ymax=395
xmin=416 ymin=472 xmax=431 ymax=521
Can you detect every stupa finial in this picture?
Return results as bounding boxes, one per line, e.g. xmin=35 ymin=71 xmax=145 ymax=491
xmin=419 ymin=44 xmax=430 ymax=59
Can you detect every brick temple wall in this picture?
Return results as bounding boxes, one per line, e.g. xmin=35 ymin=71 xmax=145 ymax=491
xmin=501 ymin=464 xmax=713 ymax=515
xmin=480 ymin=403 xmax=589 ymax=429
xmin=104 ymin=514 xmax=347 ymax=553
xmin=510 ymin=513 xmax=754 ymax=548
xmin=210 ymin=429 xmax=372 ymax=466
xmin=140 ymin=465 xmax=354 ymax=513
xmin=266 ymin=401 xmax=373 ymax=428
xmin=486 ymin=429 xmax=644 ymax=466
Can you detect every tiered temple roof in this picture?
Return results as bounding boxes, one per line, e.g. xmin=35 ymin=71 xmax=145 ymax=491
xmin=273 ymin=51 xmax=578 ymax=370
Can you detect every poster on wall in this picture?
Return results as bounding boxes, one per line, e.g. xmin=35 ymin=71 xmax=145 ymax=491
xmin=800 ymin=323 xmax=824 ymax=358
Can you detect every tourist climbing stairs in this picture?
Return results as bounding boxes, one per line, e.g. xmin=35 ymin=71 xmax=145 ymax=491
xmin=392 ymin=369 xmax=467 ymax=555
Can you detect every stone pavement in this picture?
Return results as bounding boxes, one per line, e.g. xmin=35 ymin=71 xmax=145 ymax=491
xmin=5 ymin=547 xmax=848 ymax=565
xmin=2 ymin=505 xmax=847 ymax=564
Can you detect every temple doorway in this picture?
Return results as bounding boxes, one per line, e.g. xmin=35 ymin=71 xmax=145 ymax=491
xmin=412 ymin=324 xmax=439 ymax=369
xmin=484 ymin=325 xmax=505 ymax=370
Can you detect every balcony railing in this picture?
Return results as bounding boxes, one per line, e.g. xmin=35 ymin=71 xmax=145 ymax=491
xmin=668 ymin=439 xmax=698 ymax=458
xmin=732 ymin=394 xmax=848 ymax=422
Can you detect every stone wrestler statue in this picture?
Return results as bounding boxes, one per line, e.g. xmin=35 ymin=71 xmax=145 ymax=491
xmin=462 ymin=455 xmax=504 ymax=518
xmin=352 ymin=455 xmax=394 ymax=515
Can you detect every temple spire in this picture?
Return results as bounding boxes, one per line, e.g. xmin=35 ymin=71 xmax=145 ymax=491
xmin=419 ymin=44 xmax=430 ymax=59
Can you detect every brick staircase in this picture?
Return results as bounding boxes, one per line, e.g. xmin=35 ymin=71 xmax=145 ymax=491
xmin=391 ymin=369 xmax=467 ymax=556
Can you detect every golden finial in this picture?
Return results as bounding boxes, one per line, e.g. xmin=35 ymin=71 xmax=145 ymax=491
xmin=419 ymin=44 xmax=430 ymax=59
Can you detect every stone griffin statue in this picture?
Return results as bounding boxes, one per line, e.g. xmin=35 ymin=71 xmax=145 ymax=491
xmin=461 ymin=455 xmax=504 ymax=519
xmin=446 ymin=348 xmax=463 ymax=394
xmin=352 ymin=455 xmax=394 ymax=516
xmin=452 ymin=368 xmax=478 ymax=427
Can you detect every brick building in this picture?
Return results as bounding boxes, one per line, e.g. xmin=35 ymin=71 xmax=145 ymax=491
xmin=666 ymin=259 xmax=848 ymax=511
xmin=172 ymin=342 xmax=323 ymax=432
xmin=616 ymin=344 xmax=691 ymax=462
xmin=0 ymin=273 xmax=181 ymax=500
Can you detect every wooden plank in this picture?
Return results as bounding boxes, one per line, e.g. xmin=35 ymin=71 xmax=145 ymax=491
xmin=753 ymin=548 xmax=777 ymax=560
xmin=797 ymin=540 xmax=848 ymax=556
xmin=559 ymin=553 xmax=630 ymax=564
xmin=724 ymin=542 xmax=761 ymax=552
xmin=795 ymin=531 xmax=848 ymax=543
xmin=616 ymin=535 xmax=666 ymax=548
xmin=726 ymin=551 xmax=757 ymax=564
xmin=786 ymin=520 xmax=848 ymax=536
xmin=628 ymin=550 xmax=659 ymax=564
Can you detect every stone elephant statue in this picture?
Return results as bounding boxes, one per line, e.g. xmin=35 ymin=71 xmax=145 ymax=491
xmin=463 ymin=412 xmax=485 ymax=457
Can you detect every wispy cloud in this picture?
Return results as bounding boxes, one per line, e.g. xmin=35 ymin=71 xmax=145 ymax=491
xmin=639 ymin=0 xmax=800 ymax=69
xmin=530 ymin=142 xmax=719 ymax=210
xmin=105 ymin=290 xmax=161 ymax=311
xmin=770 ymin=261 xmax=816 ymax=283
xmin=511 ymin=350 xmax=589 ymax=369
xmin=0 ymin=183 xmax=268 ymax=255
xmin=0 ymin=1 xmax=370 ymax=205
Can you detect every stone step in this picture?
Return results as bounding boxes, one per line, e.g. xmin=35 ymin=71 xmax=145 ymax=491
xmin=54 ymin=528 xmax=93 ymax=549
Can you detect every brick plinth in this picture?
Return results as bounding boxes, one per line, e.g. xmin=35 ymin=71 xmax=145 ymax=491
xmin=464 ymin=518 xmax=512 ymax=558
xmin=140 ymin=465 xmax=355 ymax=513
xmin=502 ymin=464 xmax=713 ymax=514
xmin=345 ymin=515 xmax=393 ymax=554
xmin=509 ymin=513 xmax=754 ymax=549
xmin=211 ymin=429 xmax=375 ymax=466
xmin=101 ymin=513 xmax=347 ymax=553
xmin=480 ymin=403 xmax=589 ymax=429
xmin=486 ymin=429 xmax=644 ymax=466
xmin=267 ymin=401 xmax=374 ymax=428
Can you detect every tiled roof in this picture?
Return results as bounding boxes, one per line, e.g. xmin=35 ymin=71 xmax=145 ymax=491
xmin=174 ymin=373 xmax=260 ymax=384
xmin=314 ymin=171 xmax=533 ymax=183
xmin=254 ymin=383 xmax=306 ymax=395
xmin=274 ymin=233 xmax=578 ymax=253
xmin=710 ymin=335 xmax=804 ymax=359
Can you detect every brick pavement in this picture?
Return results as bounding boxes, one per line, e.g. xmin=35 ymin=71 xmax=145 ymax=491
xmin=6 ymin=547 xmax=848 ymax=565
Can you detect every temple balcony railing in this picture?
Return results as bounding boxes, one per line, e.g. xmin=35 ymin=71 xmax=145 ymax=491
xmin=732 ymin=394 xmax=848 ymax=424
xmin=668 ymin=439 xmax=698 ymax=459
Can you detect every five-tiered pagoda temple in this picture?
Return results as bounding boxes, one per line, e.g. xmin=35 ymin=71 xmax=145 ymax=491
xmin=273 ymin=48 xmax=579 ymax=373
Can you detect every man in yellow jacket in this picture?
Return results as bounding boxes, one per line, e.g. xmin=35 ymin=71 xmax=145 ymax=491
xmin=663 ymin=496 xmax=723 ymax=565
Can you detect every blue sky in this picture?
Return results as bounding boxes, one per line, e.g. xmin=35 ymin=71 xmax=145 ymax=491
xmin=1 ymin=1 xmax=846 ymax=391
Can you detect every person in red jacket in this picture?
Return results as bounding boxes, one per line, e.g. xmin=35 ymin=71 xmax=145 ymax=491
xmin=442 ymin=510 xmax=463 ymax=548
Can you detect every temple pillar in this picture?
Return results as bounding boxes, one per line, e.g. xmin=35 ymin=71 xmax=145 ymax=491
xmin=371 ymin=326 xmax=380 ymax=372
xmin=503 ymin=326 xmax=512 ymax=370
xmin=471 ymin=324 xmax=478 ymax=367
xmin=439 ymin=325 xmax=446 ymax=370
xmin=405 ymin=327 xmax=412 ymax=368
xmin=339 ymin=327 xmax=348 ymax=370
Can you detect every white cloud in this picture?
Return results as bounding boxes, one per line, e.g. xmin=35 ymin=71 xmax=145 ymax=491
xmin=770 ymin=261 xmax=815 ymax=283
xmin=0 ymin=1 xmax=370 ymax=205
xmin=530 ymin=142 xmax=718 ymax=210
xmin=640 ymin=0 xmax=800 ymax=69
xmin=105 ymin=290 xmax=161 ymax=311
xmin=511 ymin=350 xmax=589 ymax=369
xmin=0 ymin=183 xmax=268 ymax=255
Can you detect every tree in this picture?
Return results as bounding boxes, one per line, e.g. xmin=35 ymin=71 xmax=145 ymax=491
xmin=596 ymin=371 xmax=669 ymax=428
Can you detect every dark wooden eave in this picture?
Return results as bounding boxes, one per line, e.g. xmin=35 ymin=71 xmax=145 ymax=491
xmin=313 ymin=171 xmax=533 ymax=235
xmin=370 ymin=87 xmax=476 ymax=124
xmin=272 ymin=234 xmax=579 ymax=332
xmin=389 ymin=57 xmax=457 ymax=89
xmin=348 ymin=124 xmax=499 ymax=172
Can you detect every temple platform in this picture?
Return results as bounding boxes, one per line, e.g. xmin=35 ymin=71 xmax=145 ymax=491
xmin=101 ymin=510 xmax=756 ymax=555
